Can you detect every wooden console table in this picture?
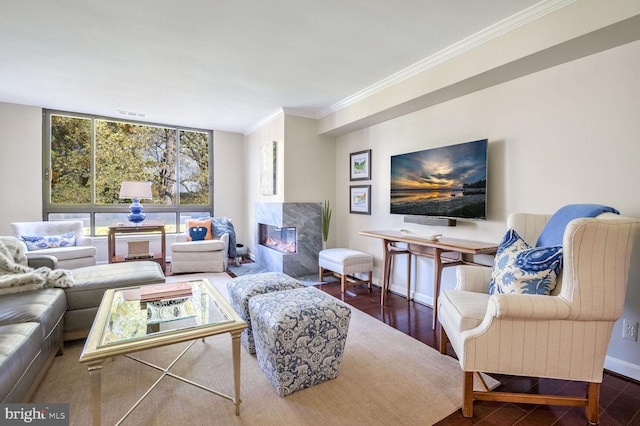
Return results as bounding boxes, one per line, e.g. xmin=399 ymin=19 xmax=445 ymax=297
xmin=107 ymin=223 xmax=166 ymax=272
xmin=359 ymin=230 xmax=498 ymax=329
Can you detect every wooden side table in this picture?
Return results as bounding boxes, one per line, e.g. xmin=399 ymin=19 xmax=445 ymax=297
xmin=107 ymin=223 xmax=166 ymax=272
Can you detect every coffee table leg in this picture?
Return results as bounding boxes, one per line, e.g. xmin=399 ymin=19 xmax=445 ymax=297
xmin=231 ymin=330 xmax=242 ymax=415
xmin=88 ymin=362 xmax=104 ymax=426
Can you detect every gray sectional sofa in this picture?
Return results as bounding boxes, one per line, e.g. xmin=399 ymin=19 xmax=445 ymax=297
xmin=0 ymin=256 xmax=165 ymax=402
xmin=63 ymin=262 xmax=167 ymax=341
xmin=0 ymin=287 xmax=66 ymax=403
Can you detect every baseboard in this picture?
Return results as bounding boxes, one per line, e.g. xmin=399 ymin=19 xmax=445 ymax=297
xmin=387 ymin=283 xmax=433 ymax=307
xmin=604 ymin=355 xmax=640 ymax=382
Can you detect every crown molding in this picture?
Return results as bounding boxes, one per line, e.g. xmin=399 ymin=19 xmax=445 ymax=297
xmin=319 ymin=0 xmax=576 ymax=118
xmin=281 ymin=107 xmax=321 ymax=120
xmin=244 ymin=108 xmax=285 ymax=135
xmin=244 ymin=107 xmax=324 ymax=134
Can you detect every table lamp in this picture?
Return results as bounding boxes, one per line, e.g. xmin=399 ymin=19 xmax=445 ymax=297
xmin=119 ymin=181 xmax=153 ymax=224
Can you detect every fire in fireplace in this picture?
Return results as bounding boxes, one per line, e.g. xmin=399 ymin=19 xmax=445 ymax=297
xmin=258 ymin=223 xmax=297 ymax=254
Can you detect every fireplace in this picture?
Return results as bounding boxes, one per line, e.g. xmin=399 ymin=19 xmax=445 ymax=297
xmin=259 ymin=224 xmax=297 ymax=254
xmin=255 ymin=202 xmax=322 ymax=277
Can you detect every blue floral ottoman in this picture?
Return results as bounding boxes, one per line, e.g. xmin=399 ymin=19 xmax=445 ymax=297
xmin=227 ymin=272 xmax=305 ymax=354
xmin=248 ymin=287 xmax=352 ymax=397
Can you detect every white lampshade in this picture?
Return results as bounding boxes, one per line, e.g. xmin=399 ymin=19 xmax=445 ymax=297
xmin=119 ymin=181 xmax=152 ymax=200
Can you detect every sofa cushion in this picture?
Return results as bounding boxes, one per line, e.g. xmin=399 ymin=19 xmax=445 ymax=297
xmin=0 ymin=323 xmax=43 ymax=402
xmin=20 ymin=232 xmax=75 ymax=251
xmin=171 ymin=240 xmax=225 ymax=252
xmin=66 ymin=261 xmax=165 ymax=311
xmin=439 ymin=289 xmax=490 ymax=333
xmin=0 ymin=289 xmax=66 ymax=340
xmin=489 ymin=229 xmax=563 ymax=295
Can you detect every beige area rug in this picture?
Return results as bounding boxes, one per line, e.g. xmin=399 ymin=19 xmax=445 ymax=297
xmin=31 ymin=272 xmax=498 ymax=426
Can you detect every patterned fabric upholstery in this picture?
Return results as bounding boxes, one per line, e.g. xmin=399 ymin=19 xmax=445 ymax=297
xmin=20 ymin=232 xmax=76 ymax=251
xmin=488 ymin=229 xmax=563 ymax=295
xmin=226 ymin=272 xmax=304 ymax=354
xmin=248 ymin=287 xmax=351 ymax=397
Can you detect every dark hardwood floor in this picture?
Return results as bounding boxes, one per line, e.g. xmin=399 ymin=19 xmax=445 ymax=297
xmin=315 ymin=281 xmax=640 ymax=426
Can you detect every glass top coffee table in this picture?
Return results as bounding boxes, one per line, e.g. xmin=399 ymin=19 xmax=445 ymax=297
xmin=79 ymin=278 xmax=247 ymax=426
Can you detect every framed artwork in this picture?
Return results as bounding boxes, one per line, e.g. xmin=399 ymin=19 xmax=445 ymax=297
xmin=261 ymin=141 xmax=277 ymax=195
xmin=350 ymin=149 xmax=371 ymax=181
xmin=349 ymin=185 xmax=371 ymax=215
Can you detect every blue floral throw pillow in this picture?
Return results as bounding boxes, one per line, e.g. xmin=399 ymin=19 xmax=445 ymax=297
xmin=21 ymin=232 xmax=76 ymax=251
xmin=488 ymin=229 xmax=563 ymax=295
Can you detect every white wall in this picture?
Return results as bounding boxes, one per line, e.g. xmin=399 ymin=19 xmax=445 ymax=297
xmin=243 ymin=113 xmax=285 ymax=255
xmin=332 ymin=38 xmax=640 ymax=380
xmin=283 ymin=115 xmax=335 ymax=202
xmin=243 ymin=113 xmax=337 ymax=255
xmin=283 ymin=115 xmax=337 ymax=244
xmin=213 ymin=130 xmax=246 ymax=245
xmin=0 ymin=103 xmax=42 ymax=233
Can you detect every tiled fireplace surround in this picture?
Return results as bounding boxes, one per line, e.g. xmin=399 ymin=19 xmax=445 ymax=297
xmin=255 ymin=202 xmax=322 ymax=277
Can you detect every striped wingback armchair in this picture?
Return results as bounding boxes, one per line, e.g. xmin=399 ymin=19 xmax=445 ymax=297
xmin=438 ymin=212 xmax=640 ymax=424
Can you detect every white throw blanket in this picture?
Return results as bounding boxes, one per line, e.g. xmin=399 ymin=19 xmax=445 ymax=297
xmin=0 ymin=236 xmax=74 ymax=296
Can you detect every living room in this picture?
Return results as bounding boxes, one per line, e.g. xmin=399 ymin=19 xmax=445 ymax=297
xmin=1 ymin=0 xmax=640 ymax=422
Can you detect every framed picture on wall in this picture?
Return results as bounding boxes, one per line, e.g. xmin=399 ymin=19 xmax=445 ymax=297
xmin=260 ymin=141 xmax=277 ymax=195
xmin=350 ymin=149 xmax=371 ymax=181
xmin=349 ymin=185 xmax=371 ymax=215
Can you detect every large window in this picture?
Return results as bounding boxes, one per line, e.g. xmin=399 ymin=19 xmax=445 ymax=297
xmin=44 ymin=110 xmax=213 ymax=235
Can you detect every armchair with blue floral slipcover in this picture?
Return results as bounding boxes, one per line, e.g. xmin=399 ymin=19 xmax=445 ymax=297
xmin=438 ymin=211 xmax=640 ymax=424
xmin=10 ymin=220 xmax=96 ymax=269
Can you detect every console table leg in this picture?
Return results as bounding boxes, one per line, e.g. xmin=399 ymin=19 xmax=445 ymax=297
xmin=432 ymin=248 xmax=443 ymax=330
xmin=381 ymin=239 xmax=391 ymax=305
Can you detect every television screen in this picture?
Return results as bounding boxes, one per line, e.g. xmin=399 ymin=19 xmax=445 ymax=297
xmin=390 ymin=139 xmax=487 ymax=220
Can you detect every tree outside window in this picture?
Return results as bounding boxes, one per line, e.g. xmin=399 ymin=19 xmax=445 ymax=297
xmin=46 ymin=111 xmax=212 ymax=235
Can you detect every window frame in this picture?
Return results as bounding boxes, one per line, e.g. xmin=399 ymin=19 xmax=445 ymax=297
xmin=42 ymin=109 xmax=214 ymax=236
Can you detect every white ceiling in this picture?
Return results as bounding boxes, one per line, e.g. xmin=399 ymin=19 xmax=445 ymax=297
xmin=0 ymin=0 xmax=548 ymax=134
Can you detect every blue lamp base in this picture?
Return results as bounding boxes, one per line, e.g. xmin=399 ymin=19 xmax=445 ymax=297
xmin=128 ymin=198 xmax=146 ymax=224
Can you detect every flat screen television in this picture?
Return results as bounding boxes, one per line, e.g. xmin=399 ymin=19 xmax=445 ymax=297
xmin=390 ymin=139 xmax=488 ymax=220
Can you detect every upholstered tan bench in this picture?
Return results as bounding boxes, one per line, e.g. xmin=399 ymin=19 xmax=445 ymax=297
xmin=318 ymin=248 xmax=373 ymax=293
